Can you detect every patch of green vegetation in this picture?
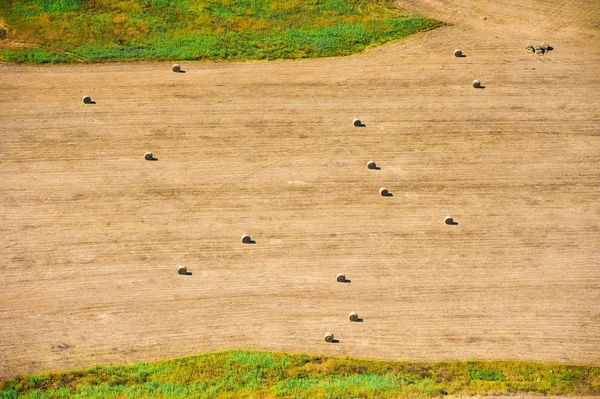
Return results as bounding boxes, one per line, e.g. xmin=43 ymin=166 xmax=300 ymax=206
xmin=0 ymin=47 xmax=73 ymax=63
xmin=0 ymin=350 xmax=599 ymax=398
xmin=0 ymin=0 xmax=443 ymax=63
xmin=469 ymin=367 xmax=505 ymax=381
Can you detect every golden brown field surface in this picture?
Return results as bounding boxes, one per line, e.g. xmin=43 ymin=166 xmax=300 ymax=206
xmin=0 ymin=0 xmax=599 ymax=379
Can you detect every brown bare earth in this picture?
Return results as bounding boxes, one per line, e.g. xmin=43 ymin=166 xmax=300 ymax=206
xmin=1 ymin=0 xmax=599 ymax=380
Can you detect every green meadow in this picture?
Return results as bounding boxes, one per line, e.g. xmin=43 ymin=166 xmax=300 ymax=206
xmin=1 ymin=350 xmax=599 ymax=398
xmin=0 ymin=0 xmax=443 ymax=63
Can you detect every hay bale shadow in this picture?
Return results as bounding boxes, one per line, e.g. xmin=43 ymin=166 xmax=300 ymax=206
xmin=379 ymin=188 xmax=392 ymax=197
xmin=185 ymin=271 xmax=193 ymax=275
xmin=341 ymin=279 xmax=351 ymax=283
xmin=355 ymin=318 xmax=364 ymax=322
xmin=331 ymin=339 xmax=340 ymax=343
xmin=241 ymin=235 xmax=255 ymax=244
xmin=445 ymin=216 xmax=458 ymax=225
xmin=367 ymin=161 xmax=380 ymax=170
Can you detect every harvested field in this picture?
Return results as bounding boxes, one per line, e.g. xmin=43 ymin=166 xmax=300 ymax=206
xmin=0 ymin=0 xmax=599 ymax=380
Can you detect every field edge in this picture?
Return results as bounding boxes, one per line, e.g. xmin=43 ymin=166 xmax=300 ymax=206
xmin=1 ymin=349 xmax=599 ymax=398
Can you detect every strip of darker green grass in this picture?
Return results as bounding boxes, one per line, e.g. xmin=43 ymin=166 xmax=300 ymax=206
xmin=0 ymin=0 xmax=443 ymax=63
xmin=1 ymin=350 xmax=599 ymax=398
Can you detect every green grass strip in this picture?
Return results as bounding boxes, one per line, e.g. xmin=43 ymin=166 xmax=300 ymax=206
xmin=1 ymin=350 xmax=599 ymax=398
xmin=0 ymin=0 xmax=443 ymax=63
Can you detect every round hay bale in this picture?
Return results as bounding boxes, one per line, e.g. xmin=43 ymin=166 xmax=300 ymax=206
xmin=349 ymin=311 xmax=359 ymax=322
xmin=177 ymin=266 xmax=187 ymax=275
xmin=367 ymin=160 xmax=377 ymax=169
xmin=353 ymin=119 xmax=362 ymax=127
xmin=324 ymin=332 xmax=334 ymax=343
xmin=454 ymin=49 xmax=462 ymax=57
xmin=541 ymin=42 xmax=549 ymax=51
xmin=472 ymin=80 xmax=481 ymax=88
xmin=172 ymin=64 xmax=181 ymax=73
xmin=144 ymin=152 xmax=153 ymax=160
xmin=82 ymin=95 xmax=92 ymax=104
xmin=336 ymin=273 xmax=346 ymax=282
xmin=241 ymin=234 xmax=252 ymax=244
xmin=445 ymin=216 xmax=454 ymax=225
xmin=379 ymin=187 xmax=388 ymax=196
